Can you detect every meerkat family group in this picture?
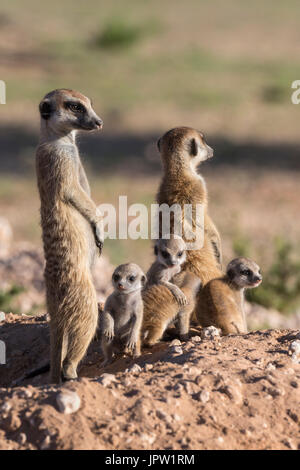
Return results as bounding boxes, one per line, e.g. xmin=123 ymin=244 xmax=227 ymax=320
xmin=36 ymin=89 xmax=262 ymax=382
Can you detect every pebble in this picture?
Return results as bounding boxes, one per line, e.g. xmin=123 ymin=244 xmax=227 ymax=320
xmin=201 ymin=326 xmax=221 ymax=340
xmin=40 ymin=435 xmax=51 ymax=450
xmin=170 ymin=339 xmax=181 ymax=346
xmin=289 ymin=340 xmax=300 ymax=356
xmin=0 ymin=312 xmax=5 ymax=322
xmin=191 ymin=336 xmax=201 ymax=343
xmin=18 ymin=433 xmax=27 ymax=445
xmin=56 ymin=390 xmax=81 ymax=415
xmin=126 ymin=363 xmax=142 ymax=374
xmin=98 ymin=373 xmax=116 ymax=386
xmin=170 ymin=346 xmax=183 ymax=355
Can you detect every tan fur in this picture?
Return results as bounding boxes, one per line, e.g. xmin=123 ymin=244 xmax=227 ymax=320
xmin=36 ymin=89 xmax=103 ymax=383
xmin=157 ymin=127 xmax=223 ymax=285
xmin=100 ymin=263 xmax=145 ymax=365
xmin=146 ymin=235 xmax=188 ymax=305
xmin=197 ymin=257 xmax=262 ymax=335
xmin=142 ymin=271 xmax=201 ymax=345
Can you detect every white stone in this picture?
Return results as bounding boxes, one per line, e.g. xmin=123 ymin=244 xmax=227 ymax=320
xmin=56 ymin=390 xmax=81 ymax=415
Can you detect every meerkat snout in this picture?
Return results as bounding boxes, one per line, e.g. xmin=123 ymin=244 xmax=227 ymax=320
xmin=39 ymin=88 xmax=103 ymax=134
xmin=112 ymin=263 xmax=146 ymax=294
xmin=227 ymin=257 xmax=262 ymax=289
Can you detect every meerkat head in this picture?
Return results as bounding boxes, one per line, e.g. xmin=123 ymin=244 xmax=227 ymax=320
xmin=157 ymin=127 xmax=214 ymax=173
xmin=154 ymin=235 xmax=187 ymax=268
xmin=227 ymin=257 xmax=262 ymax=289
xmin=39 ymin=89 xmax=103 ymax=135
xmin=112 ymin=263 xmax=146 ymax=294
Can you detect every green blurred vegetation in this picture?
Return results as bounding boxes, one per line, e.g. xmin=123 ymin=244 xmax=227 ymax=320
xmin=0 ymin=285 xmax=24 ymax=314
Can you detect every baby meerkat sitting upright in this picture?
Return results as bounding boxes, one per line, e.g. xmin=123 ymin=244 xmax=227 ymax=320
xmin=100 ymin=263 xmax=146 ymax=366
xmin=196 ymin=257 xmax=262 ymax=335
xmin=146 ymin=235 xmax=188 ymax=306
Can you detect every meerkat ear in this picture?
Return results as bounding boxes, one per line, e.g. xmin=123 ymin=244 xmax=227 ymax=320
xmin=157 ymin=138 xmax=161 ymax=152
xmin=141 ymin=275 xmax=147 ymax=287
xmin=154 ymin=244 xmax=159 ymax=256
xmin=190 ymin=138 xmax=198 ymax=157
xmin=39 ymin=99 xmax=52 ymax=120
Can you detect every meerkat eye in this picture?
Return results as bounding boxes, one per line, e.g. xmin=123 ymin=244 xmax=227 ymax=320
xmin=113 ymin=274 xmax=120 ymax=282
xmin=161 ymin=250 xmax=169 ymax=259
xmin=177 ymin=251 xmax=184 ymax=258
xmin=65 ymin=102 xmax=85 ymax=113
xmin=241 ymin=269 xmax=251 ymax=276
xmin=128 ymin=275 xmax=136 ymax=283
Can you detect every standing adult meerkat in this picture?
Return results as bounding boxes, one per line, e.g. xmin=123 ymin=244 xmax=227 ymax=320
xmin=146 ymin=235 xmax=188 ymax=306
xmin=36 ymin=88 xmax=104 ymax=383
xmin=100 ymin=263 xmax=146 ymax=366
xmin=156 ymin=127 xmax=223 ymax=285
xmin=197 ymin=257 xmax=262 ymax=335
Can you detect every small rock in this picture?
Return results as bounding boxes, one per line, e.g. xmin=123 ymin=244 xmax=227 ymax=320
xmin=170 ymin=339 xmax=181 ymax=346
xmin=140 ymin=433 xmax=156 ymax=445
xmin=98 ymin=373 xmax=116 ymax=386
xmin=191 ymin=335 xmax=201 ymax=343
xmin=56 ymin=390 xmax=81 ymax=415
xmin=201 ymin=326 xmax=221 ymax=340
xmin=1 ymin=401 xmax=12 ymax=413
xmin=18 ymin=433 xmax=27 ymax=445
xmin=127 ymin=363 xmax=142 ymax=374
xmin=170 ymin=346 xmax=183 ymax=355
xmin=40 ymin=435 xmax=51 ymax=450
xmin=144 ymin=363 xmax=153 ymax=371
xmin=0 ymin=312 xmax=5 ymax=323
xmin=266 ymin=362 xmax=276 ymax=371
xmin=199 ymin=390 xmax=210 ymax=404
xmin=173 ymin=414 xmax=181 ymax=422
xmin=289 ymin=340 xmax=300 ymax=356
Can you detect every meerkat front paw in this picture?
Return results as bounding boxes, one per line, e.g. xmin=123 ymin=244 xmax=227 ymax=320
xmin=172 ymin=287 xmax=187 ymax=306
xmin=126 ymin=339 xmax=137 ymax=352
xmin=103 ymin=327 xmax=114 ymax=341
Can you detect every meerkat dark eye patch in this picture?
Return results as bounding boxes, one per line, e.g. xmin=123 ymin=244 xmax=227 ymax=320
xmin=241 ymin=269 xmax=251 ymax=276
xmin=227 ymin=268 xmax=235 ymax=280
xmin=128 ymin=275 xmax=136 ymax=283
xmin=113 ymin=274 xmax=120 ymax=282
xmin=177 ymin=251 xmax=183 ymax=257
xmin=190 ymin=138 xmax=198 ymax=157
xmin=161 ymin=250 xmax=169 ymax=259
xmin=39 ymin=100 xmax=52 ymax=120
xmin=65 ymin=101 xmax=86 ymax=113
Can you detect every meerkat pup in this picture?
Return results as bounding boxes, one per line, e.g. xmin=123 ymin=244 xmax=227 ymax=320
xmin=100 ymin=263 xmax=146 ymax=366
xmin=157 ymin=127 xmax=222 ymax=284
xmin=143 ymin=271 xmax=201 ymax=345
xmin=146 ymin=235 xmax=188 ymax=306
xmin=197 ymin=257 xmax=262 ymax=335
xmin=36 ymin=89 xmax=104 ymax=383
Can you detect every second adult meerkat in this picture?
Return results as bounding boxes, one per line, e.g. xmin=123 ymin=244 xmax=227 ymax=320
xmin=36 ymin=88 xmax=104 ymax=383
xmin=197 ymin=257 xmax=262 ymax=334
xmin=156 ymin=127 xmax=223 ymax=285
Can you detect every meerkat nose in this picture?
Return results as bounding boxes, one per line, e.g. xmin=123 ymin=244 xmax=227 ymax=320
xmin=94 ymin=118 xmax=103 ymax=129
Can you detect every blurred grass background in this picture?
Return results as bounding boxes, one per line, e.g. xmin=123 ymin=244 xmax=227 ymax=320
xmin=1 ymin=0 xmax=300 ymax=315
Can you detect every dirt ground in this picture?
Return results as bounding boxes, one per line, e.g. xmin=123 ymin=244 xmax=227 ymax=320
xmin=0 ymin=314 xmax=299 ymax=450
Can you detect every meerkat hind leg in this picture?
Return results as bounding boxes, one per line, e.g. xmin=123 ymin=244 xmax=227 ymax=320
xmin=177 ymin=307 xmax=193 ymax=341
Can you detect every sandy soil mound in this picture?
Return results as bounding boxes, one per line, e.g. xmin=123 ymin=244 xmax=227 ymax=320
xmin=0 ymin=315 xmax=299 ymax=450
